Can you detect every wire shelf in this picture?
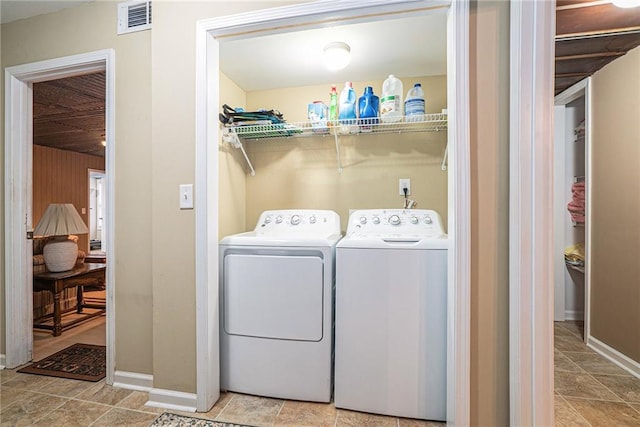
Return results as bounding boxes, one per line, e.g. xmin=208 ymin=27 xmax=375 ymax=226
xmin=224 ymin=113 xmax=448 ymax=140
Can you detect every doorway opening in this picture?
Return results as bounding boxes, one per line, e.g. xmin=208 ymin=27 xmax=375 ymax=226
xmin=4 ymin=50 xmax=115 ymax=384
xmin=194 ymin=0 xmax=470 ymax=422
xmin=89 ymin=170 xmax=107 ymax=255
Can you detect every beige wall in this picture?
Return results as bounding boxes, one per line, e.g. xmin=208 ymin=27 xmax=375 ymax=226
xmin=1 ymin=2 xmax=154 ymax=374
xmin=590 ymin=46 xmax=640 ymax=363
xmin=240 ymin=76 xmax=448 ymax=233
xmin=469 ymin=1 xmax=510 ymax=425
xmin=219 ymin=73 xmax=248 ymax=239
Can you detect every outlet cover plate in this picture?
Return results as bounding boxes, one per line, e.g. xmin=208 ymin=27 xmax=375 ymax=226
xmin=399 ymin=178 xmax=411 ymax=196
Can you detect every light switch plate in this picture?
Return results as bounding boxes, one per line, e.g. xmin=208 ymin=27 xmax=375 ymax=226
xmin=180 ymin=184 xmax=194 ymax=209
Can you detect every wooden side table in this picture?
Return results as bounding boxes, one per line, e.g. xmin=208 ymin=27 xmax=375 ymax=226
xmin=33 ymin=263 xmax=106 ymax=336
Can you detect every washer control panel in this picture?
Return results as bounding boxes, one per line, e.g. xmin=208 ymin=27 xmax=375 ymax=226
xmin=255 ymin=210 xmax=341 ymax=237
xmin=346 ymin=209 xmax=445 ymax=238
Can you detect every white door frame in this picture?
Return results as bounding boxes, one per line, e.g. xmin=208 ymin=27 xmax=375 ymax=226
xmin=194 ymin=0 xmax=470 ymax=422
xmin=553 ymin=79 xmax=591 ymax=337
xmin=4 ymin=50 xmax=116 ymax=384
xmin=88 ymin=169 xmax=107 ymax=253
xmin=509 ymin=0 xmax=556 ymax=425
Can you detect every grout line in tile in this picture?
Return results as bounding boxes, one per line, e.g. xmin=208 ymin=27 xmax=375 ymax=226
xmin=587 ymin=371 xmax=639 ymax=405
xmin=88 ymin=406 xmax=115 ymax=427
xmin=274 ymin=398 xmax=285 ymax=419
xmin=559 ymin=394 xmax=625 ymax=404
xmin=629 ymin=402 xmax=640 ymax=416
xmin=27 ymin=394 xmax=72 ymax=426
xmin=212 ymin=392 xmax=236 ymax=421
xmin=555 ymin=350 xmax=589 ymax=374
xmin=558 ymin=393 xmax=594 ymax=427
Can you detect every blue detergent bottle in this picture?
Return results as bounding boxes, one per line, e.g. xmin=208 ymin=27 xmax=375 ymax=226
xmin=358 ymin=86 xmax=379 ymax=132
xmin=338 ymin=82 xmax=357 ymax=134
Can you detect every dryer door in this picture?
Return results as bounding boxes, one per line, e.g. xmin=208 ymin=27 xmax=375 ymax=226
xmin=223 ymin=254 xmax=324 ymax=341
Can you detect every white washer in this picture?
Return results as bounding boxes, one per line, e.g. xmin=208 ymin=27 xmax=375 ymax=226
xmin=335 ymin=209 xmax=447 ymax=421
xmin=219 ymin=209 xmax=341 ymax=402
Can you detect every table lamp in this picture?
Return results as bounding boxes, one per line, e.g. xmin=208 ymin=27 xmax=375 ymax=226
xmin=34 ymin=203 xmax=89 ymax=272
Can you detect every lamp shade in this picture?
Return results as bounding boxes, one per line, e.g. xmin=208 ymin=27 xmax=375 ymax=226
xmin=34 ymin=203 xmax=88 ymax=237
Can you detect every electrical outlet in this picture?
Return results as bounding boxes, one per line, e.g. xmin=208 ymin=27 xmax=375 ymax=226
xmin=399 ymin=178 xmax=411 ymax=196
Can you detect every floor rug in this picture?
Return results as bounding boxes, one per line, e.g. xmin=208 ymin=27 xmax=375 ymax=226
xmin=17 ymin=343 xmax=105 ymax=381
xmin=150 ymin=413 xmax=253 ymax=427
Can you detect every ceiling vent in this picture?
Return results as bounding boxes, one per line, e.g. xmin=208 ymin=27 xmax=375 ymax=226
xmin=117 ymin=0 xmax=152 ymax=35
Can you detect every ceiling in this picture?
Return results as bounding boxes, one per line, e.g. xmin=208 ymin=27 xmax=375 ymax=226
xmin=218 ymin=12 xmax=448 ymax=92
xmin=15 ymin=1 xmax=640 ymax=156
xmin=555 ymin=0 xmax=640 ymax=94
xmin=33 ymin=72 xmax=106 ymax=157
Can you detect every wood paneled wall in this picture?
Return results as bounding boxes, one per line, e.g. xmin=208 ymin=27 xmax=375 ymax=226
xmin=33 ymin=145 xmax=105 ymax=252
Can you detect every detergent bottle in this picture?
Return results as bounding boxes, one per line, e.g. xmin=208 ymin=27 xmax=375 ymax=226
xmin=329 ymin=84 xmax=338 ymax=125
xmin=358 ymin=86 xmax=379 ymax=132
xmin=404 ymin=83 xmax=426 ymax=122
xmin=338 ymin=82 xmax=357 ymax=133
xmin=380 ymin=74 xmax=403 ymax=123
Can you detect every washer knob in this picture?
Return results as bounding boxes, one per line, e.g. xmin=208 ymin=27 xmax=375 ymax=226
xmin=291 ymin=214 xmax=301 ymax=225
xmin=372 ymin=216 xmax=380 ymax=224
xmin=389 ymin=214 xmax=401 ymax=225
xmin=359 ymin=216 xmax=367 ymax=225
xmin=410 ymin=216 xmax=419 ymax=224
xmin=424 ymin=215 xmax=433 ymax=224
xmin=264 ymin=216 xmax=272 ymax=224
xmin=276 ymin=215 xmax=283 ymax=224
xmin=309 ymin=215 xmax=316 ymax=224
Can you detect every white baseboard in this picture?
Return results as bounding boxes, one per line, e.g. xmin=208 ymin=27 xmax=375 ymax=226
xmin=112 ymin=370 xmax=153 ymax=392
xmin=0 ymin=354 xmax=6 ymax=370
xmin=147 ymin=388 xmax=197 ymax=413
xmin=564 ymin=310 xmax=584 ymax=321
xmin=587 ymin=335 xmax=640 ymax=379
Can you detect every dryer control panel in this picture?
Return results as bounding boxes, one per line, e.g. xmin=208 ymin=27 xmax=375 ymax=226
xmin=255 ymin=209 xmax=341 ymax=238
xmin=345 ymin=209 xmax=446 ymax=238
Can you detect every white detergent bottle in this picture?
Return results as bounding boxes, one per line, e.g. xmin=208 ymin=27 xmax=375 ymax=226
xmin=380 ymin=74 xmax=403 ymax=123
xmin=404 ymin=83 xmax=425 ymax=122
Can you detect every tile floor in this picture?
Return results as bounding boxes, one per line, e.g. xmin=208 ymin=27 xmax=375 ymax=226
xmin=2 ymin=319 xmax=639 ymax=426
xmin=554 ymin=321 xmax=640 ymax=427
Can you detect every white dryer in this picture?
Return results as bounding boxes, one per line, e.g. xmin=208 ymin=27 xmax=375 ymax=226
xmin=219 ymin=209 xmax=341 ymax=402
xmin=335 ymin=209 xmax=447 ymax=421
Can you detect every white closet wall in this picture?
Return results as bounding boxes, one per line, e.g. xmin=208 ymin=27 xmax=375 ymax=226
xmin=554 ymin=81 xmax=588 ymax=323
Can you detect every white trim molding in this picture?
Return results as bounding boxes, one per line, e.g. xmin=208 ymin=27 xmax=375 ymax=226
xmin=509 ymin=0 xmax=556 ymax=425
xmin=113 ymin=371 xmax=154 ymax=392
xmin=195 ymin=0 xmax=469 ymax=421
xmin=3 ymin=50 xmax=116 ymax=384
xmin=588 ymin=336 xmax=640 ymax=379
xmin=564 ymin=310 xmax=585 ymax=322
xmin=147 ymin=388 xmax=197 ymax=413
xmin=446 ymin=0 xmax=470 ymax=425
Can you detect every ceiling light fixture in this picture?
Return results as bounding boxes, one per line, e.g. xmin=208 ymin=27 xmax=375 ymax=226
xmin=611 ymin=0 xmax=640 ymax=7
xmin=323 ymin=42 xmax=351 ymax=71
